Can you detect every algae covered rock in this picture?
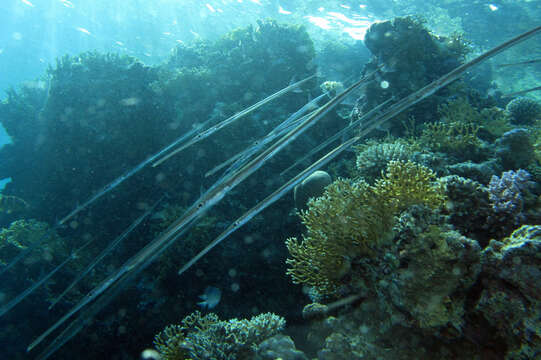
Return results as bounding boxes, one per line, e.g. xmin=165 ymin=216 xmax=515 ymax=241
xmin=256 ymin=334 xmax=308 ymax=360
xmin=355 ymin=16 xmax=469 ymax=127
xmin=477 ymin=225 xmax=541 ymax=358
xmin=495 ymin=128 xmax=535 ymax=170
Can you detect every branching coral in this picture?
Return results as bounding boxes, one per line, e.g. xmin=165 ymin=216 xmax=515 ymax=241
xmin=418 ymin=98 xmax=483 ymax=160
xmin=154 ymin=311 xmax=285 ymax=360
xmin=286 ymin=161 xmax=445 ymax=295
xmin=373 ymin=160 xmax=445 ymax=213
xmin=420 ymin=121 xmax=480 ymax=154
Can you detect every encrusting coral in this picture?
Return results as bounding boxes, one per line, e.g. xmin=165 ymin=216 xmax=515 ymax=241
xmin=286 ymin=160 xmax=445 ymax=296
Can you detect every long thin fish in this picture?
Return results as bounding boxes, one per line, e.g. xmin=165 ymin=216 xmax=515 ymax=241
xmin=0 ymin=123 xmax=207 ymax=277
xmin=28 ymin=25 xmax=541 ymax=358
xmin=28 ymin=70 xmax=375 ymax=356
xmin=204 ymin=93 xmax=325 ymax=178
xmin=208 ymin=109 xmax=315 ymax=179
xmin=151 ymin=74 xmax=316 ymax=167
xmin=176 ymin=24 xmax=541 ymax=278
xmin=0 ymin=239 xmax=94 ymax=317
xmin=58 ymin=122 xmax=206 ymax=226
xmin=502 ymin=85 xmax=541 ymax=97
xmin=49 ymin=196 xmax=163 ymax=310
xmin=280 ymin=97 xmax=393 ymax=176
xmin=497 ymin=58 xmax=541 ymax=67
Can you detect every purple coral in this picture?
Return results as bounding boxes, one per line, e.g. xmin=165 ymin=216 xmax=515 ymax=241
xmin=488 ymin=169 xmax=533 ymax=224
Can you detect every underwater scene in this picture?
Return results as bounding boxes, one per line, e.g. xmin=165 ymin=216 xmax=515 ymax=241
xmin=0 ymin=0 xmax=541 ymax=359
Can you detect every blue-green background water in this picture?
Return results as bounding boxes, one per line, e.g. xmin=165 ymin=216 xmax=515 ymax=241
xmin=0 ymin=1 xmax=540 ymax=359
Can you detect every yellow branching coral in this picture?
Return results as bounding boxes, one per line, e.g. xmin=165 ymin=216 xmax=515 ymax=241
xmin=286 ymin=178 xmax=390 ymax=294
xmin=286 ymin=161 xmax=445 ymax=295
xmin=154 ymin=324 xmax=191 ymax=360
xmin=373 ymin=160 xmax=446 ymax=213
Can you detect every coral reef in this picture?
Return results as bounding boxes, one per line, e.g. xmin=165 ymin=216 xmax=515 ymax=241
xmin=286 ymin=160 xmax=445 ymax=296
xmin=440 ymin=175 xmax=494 ymax=245
xmin=0 ymin=20 xmax=319 ymax=359
xmin=0 ymin=52 xmax=164 ymax=225
xmin=2 ymin=10 xmax=540 ymax=360
xmin=154 ymin=311 xmax=286 ymax=360
xmin=488 ymin=169 xmax=534 ymax=226
xmin=505 ymin=97 xmax=541 ymax=125
xmin=353 ymin=16 xmax=469 ymax=131
xmin=300 ymin=205 xmax=482 ymax=360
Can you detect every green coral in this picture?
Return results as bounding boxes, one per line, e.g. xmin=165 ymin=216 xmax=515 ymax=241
xmin=154 ymin=311 xmax=285 ymax=360
xmin=419 ymin=98 xmax=482 ymax=158
xmin=420 ymin=121 xmax=480 ymax=154
xmin=286 ymin=161 xmax=445 ymax=295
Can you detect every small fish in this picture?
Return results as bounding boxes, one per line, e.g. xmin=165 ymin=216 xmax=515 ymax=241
xmin=197 ymin=286 xmax=221 ymax=309
xmin=0 ymin=194 xmax=29 ymax=214
xmin=76 ymin=27 xmax=91 ymax=36
xmin=20 ymin=0 xmax=34 ymax=7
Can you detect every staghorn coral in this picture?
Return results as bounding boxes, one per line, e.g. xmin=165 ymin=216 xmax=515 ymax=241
xmin=478 ymin=106 xmax=513 ymax=139
xmin=417 ymin=97 xmax=486 ymax=161
xmin=286 ymin=178 xmax=386 ymax=295
xmin=154 ymin=311 xmax=285 ymax=360
xmin=154 ymin=324 xmax=191 ymax=360
xmin=286 ymin=161 xmax=445 ymax=296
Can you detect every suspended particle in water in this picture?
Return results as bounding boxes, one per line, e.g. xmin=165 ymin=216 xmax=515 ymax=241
xmin=141 ymin=349 xmax=160 ymax=360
